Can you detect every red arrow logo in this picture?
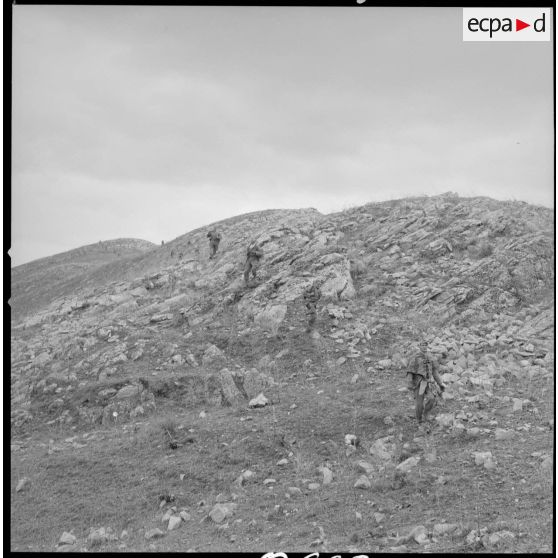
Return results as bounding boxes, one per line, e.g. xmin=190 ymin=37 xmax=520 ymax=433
xmin=516 ymin=19 xmax=530 ymax=31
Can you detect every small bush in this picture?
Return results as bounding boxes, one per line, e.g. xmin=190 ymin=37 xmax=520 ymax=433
xmin=140 ymin=416 xmax=180 ymax=449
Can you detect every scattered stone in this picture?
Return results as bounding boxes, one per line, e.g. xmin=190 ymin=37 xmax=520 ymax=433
xmin=354 ymin=475 xmax=371 ymax=489
xmin=16 ymin=477 xmax=30 ymax=492
xmin=307 ymin=483 xmax=321 ymax=491
xmin=369 ymin=436 xmax=394 ymax=461
xmin=344 ymin=434 xmax=359 ymax=447
xmin=277 ymin=458 xmax=289 ymax=466
xmin=209 ymin=503 xmax=237 ymax=523
xmin=168 ymin=516 xmax=182 ymax=531
xmin=87 ymin=527 xmax=108 ymax=546
xmin=144 ymin=528 xmax=165 ymax=540
xmin=179 ymin=511 xmax=192 ymax=521
xmin=150 ymin=313 xmax=174 ymax=323
xmin=263 ymin=479 xmax=277 ymax=486
xmin=495 ymin=428 xmax=515 ymax=441
xmin=485 ymin=530 xmax=515 ymax=547
xmin=396 ymin=456 xmax=420 ymax=473
xmin=410 ymin=525 xmax=429 ymax=544
xmin=373 ymin=512 xmax=386 ymax=523
xmin=433 ymin=523 xmax=459 ymax=536
xmin=336 ymin=357 xmax=347 ymax=365
xmin=287 ymin=487 xmax=302 ymax=497
xmin=58 ymin=532 xmax=76 ymax=546
xmin=115 ymin=384 xmax=141 ymax=399
xmin=351 ymin=374 xmax=359 ymax=384
xmin=318 ymin=466 xmax=334 ymax=485
xmin=436 ymin=413 xmax=455 ymax=427
xmin=248 ymin=393 xmax=269 ymax=408
xmin=376 ymin=359 xmax=392 ymax=369
xmin=235 ymin=470 xmax=256 ymax=486
xmin=217 ymin=368 xmax=246 ymax=406
xmin=466 ymin=529 xmax=481 ymax=545
xmin=202 ymin=344 xmax=227 ymax=367
xmin=356 ymin=460 xmax=376 ymax=476
xmin=161 ymin=509 xmax=174 ymax=523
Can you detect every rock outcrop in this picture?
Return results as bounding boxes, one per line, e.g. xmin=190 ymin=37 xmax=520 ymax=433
xmin=10 ymin=196 xmax=554 ymax=431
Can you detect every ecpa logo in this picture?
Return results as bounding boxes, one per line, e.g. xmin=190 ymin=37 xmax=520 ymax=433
xmin=463 ymin=8 xmax=551 ymax=41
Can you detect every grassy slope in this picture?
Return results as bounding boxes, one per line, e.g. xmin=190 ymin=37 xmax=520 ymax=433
xmin=10 ymin=301 xmax=554 ymax=552
xmin=10 ymin=198 xmax=554 ymax=552
xmin=10 ymin=239 xmax=156 ymax=322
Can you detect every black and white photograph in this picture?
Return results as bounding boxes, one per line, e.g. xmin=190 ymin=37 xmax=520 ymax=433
xmin=10 ymin=2 xmax=554 ymax=553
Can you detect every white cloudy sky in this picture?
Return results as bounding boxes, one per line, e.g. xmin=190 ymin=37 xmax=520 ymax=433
xmin=11 ymin=5 xmax=554 ymax=265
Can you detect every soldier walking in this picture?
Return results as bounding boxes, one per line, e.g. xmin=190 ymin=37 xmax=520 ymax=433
xmin=207 ymin=230 xmax=222 ymax=259
xmin=244 ymin=243 xmax=264 ymax=286
xmin=406 ymin=340 xmax=445 ymax=423
xmin=303 ymin=281 xmax=321 ymax=333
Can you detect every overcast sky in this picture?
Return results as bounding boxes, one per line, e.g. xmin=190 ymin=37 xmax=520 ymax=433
xmin=11 ymin=5 xmax=554 ymax=266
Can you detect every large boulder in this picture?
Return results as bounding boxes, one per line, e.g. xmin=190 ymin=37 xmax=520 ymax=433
xmin=318 ymin=258 xmax=356 ymax=301
xmin=254 ymin=305 xmax=287 ymax=336
xmin=217 ymin=369 xmax=246 ymax=406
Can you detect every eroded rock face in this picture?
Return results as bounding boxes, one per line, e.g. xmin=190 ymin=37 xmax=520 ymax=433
xmin=254 ymin=304 xmax=287 ymax=336
xmin=10 ymin=199 xmax=554 ymax=432
xmin=319 ymin=259 xmax=356 ymax=301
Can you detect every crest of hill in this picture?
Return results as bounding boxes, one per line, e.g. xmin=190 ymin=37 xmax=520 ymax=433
xmin=33 ymin=209 xmax=322 ymax=310
xmin=10 ymin=198 xmax=553 ymax=324
xmin=10 ymin=238 xmax=156 ymax=322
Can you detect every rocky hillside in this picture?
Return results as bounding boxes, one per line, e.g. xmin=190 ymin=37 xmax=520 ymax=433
xmin=10 ymin=194 xmax=554 ymax=552
xmin=10 ymin=238 xmax=156 ymax=322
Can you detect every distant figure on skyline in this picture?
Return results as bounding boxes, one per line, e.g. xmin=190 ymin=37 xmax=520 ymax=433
xmin=207 ymin=230 xmax=222 ymax=259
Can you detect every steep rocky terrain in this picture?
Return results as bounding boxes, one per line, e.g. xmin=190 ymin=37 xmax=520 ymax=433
xmin=10 ymin=194 xmax=554 ymax=552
